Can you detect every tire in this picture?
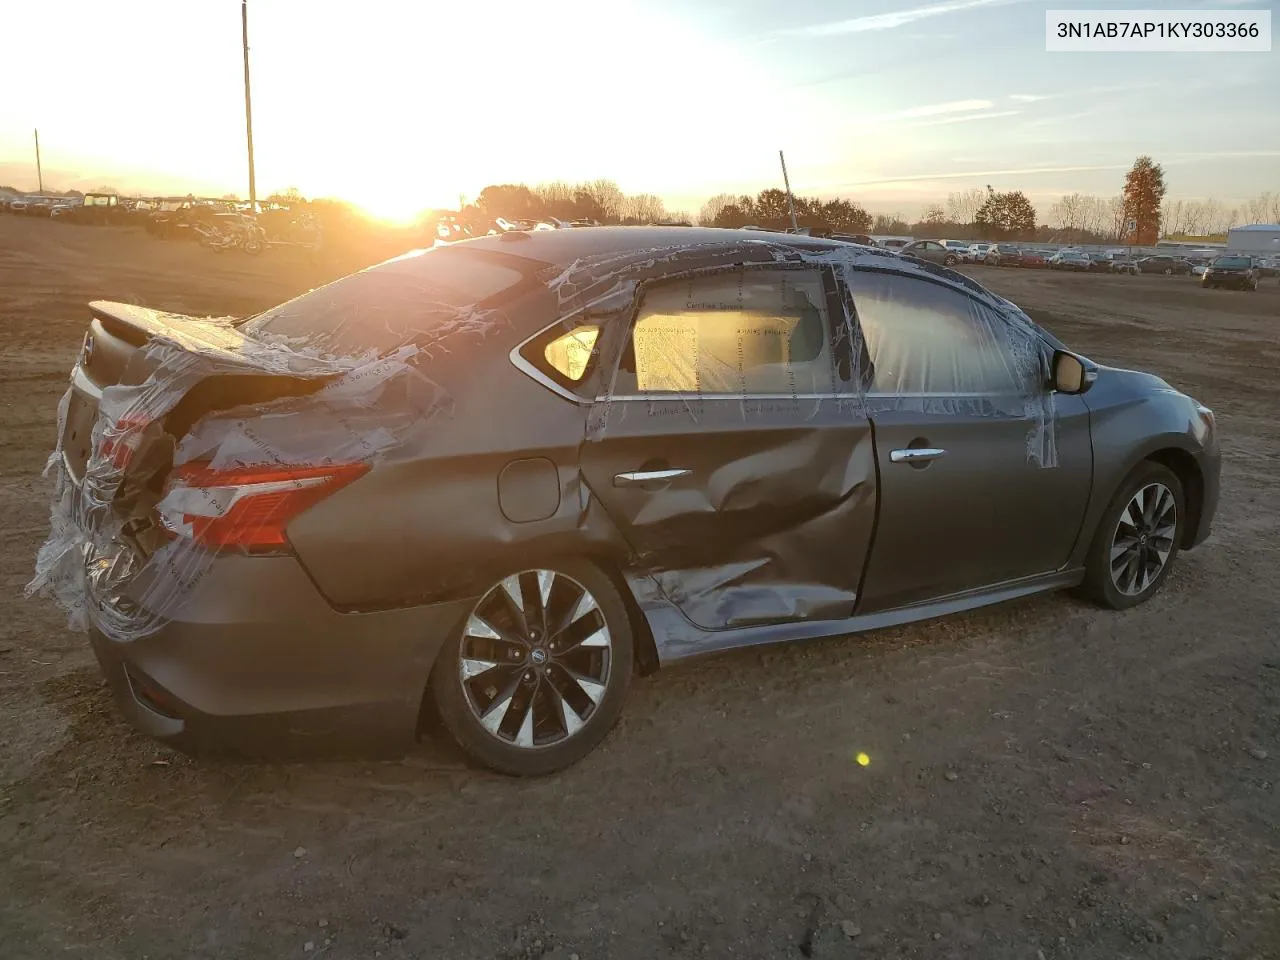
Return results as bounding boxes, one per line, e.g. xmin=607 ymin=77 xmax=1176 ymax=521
xmin=1163 ymin=267 xmax=1173 ymax=275
xmin=242 ymin=238 xmax=264 ymax=255
xmin=1078 ymin=460 xmax=1185 ymax=610
xmin=944 ymin=254 xmax=957 ymax=266
xmin=430 ymin=559 xmax=635 ymax=776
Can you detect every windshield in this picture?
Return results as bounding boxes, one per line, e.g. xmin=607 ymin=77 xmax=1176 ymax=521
xmin=239 ymin=247 xmax=531 ymax=357
xmin=1212 ymin=256 xmax=1251 ymax=267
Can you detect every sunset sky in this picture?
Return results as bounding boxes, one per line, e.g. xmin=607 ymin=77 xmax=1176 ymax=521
xmin=1 ymin=0 xmax=1275 ymax=221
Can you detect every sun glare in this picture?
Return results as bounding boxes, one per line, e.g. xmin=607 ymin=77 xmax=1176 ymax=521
xmin=350 ymin=190 xmax=431 ymax=227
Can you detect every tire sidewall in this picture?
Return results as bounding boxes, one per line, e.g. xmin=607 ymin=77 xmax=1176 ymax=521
xmin=1084 ymin=461 xmax=1186 ymax=610
xmin=429 ymin=558 xmax=635 ymax=776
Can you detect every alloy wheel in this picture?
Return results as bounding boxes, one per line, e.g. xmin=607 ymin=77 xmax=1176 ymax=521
xmin=1109 ymin=482 xmax=1177 ymax=596
xmin=458 ymin=570 xmax=612 ymax=749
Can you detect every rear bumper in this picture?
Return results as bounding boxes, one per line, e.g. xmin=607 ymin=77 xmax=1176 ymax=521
xmin=87 ymin=553 xmax=474 ymax=758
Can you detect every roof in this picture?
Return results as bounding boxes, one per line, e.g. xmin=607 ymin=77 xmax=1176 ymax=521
xmin=1228 ymin=224 xmax=1280 ymax=232
xmin=455 ymin=226 xmax=844 ymax=268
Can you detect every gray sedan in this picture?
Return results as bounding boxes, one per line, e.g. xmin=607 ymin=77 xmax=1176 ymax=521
xmin=30 ymin=227 xmax=1221 ymax=775
xmin=898 ymin=239 xmax=961 ymax=266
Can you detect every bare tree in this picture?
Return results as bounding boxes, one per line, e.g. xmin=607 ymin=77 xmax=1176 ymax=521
xmin=1079 ymin=195 xmax=1106 ymax=236
xmin=698 ymin=193 xmax=739 ymax=226
xmin=1107 ymin=195 xmax=1126 ymax=240
xmin=946 ymin=188 xmax=986 ymax=226
xmin=585 ymin=179 xmax=625 ymax=222
xmin=1049 ymin=192 xmax=1086 ymax=233
xmin=922 ymin=204 xmax=946 ymax=225
xmin=1243 ymin=192 xmax=1272 ymax=225
xmin=1162 ymin=199 xmax=1186 ymax=236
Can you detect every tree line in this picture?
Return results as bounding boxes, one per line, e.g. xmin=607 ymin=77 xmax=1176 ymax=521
xmin=450 ymin=162 xmax=1275 ymax=245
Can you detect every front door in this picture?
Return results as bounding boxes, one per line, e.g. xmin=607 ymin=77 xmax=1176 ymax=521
xmin=843 ymin=268 xmax=1094 ymax=612
xmin=580 ymin=264 xmax=878 ymax=632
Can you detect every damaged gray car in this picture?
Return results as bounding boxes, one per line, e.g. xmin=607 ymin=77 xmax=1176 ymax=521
xmin=29 ymin=227 xmax=1221 ymax=775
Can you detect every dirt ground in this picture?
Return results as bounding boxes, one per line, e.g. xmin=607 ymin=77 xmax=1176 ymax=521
xmin=1 ymin=217 xmax=1277 ymax=960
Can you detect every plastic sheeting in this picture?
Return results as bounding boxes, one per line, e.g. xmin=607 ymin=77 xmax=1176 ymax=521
xmin=544 ymin=239 xmax=1057 ymax=467
xmin=26 ymin=271 xmax=492 ymax=641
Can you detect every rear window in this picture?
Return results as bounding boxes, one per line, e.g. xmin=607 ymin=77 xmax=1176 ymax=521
xmin=240 ymin=248 xmax=528 ymax=356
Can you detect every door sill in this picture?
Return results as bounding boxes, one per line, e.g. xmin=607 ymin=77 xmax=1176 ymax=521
xmin=650 ymin=568 xmax=1084 ymax=664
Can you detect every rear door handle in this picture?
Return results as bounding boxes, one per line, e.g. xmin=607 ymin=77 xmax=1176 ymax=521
xmin=890 ymin=447 xmax=947 ymax=464
xmin=613 ymin=468 xmax=691 ymax=487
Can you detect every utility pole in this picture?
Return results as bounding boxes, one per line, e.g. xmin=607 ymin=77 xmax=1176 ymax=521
xmin=34 ymin=129 xmax=44 ymax=193
xmin=779 ymin=150 xmax=799 ymax=233
xmin=241 ymin=0 xmax=257 ymax=208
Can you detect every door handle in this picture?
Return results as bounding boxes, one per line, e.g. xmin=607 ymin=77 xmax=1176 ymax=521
xmin=613 ymin=468 xmax=691 ymax=487
xmin=890 ymin=447 xmax=947 ymax=464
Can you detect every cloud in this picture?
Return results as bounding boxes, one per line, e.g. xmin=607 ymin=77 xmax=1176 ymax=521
xmin=1010 ymin=94 xmax=1051 ymax=103
xmin=886 ymin=99 xmax=994 ymax=120
xmin=908 ymin=109 xmax=1022 ymax=127
xmin=782 ymin=0 xmax=1020 ymax=37
xmin=822 ymin=163 xmax=1133 ymax=188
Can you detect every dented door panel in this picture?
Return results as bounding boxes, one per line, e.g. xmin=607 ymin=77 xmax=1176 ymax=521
xmin=580 ymin=397 xmax=877 ymax=632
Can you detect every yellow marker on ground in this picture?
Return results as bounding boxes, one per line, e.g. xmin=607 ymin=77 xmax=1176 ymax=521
xmin=856 ymin=752 xmax=871 ymax=767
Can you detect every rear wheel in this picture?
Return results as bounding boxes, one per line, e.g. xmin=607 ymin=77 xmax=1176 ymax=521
xmin=430 ymin=560 xmax=634 ymax=775
xmin=1163 ymin=267 xmax=1173 ymax=275
xmin=1079 ymin=461 xmax=1185 ymax=610
xmin=944 ymin=254 xmax=958 ymax=266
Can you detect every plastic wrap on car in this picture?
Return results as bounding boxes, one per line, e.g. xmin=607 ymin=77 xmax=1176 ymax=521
xmin=535 ymin=239 xmax=1059 ymax=644
xmin=539 ymin=239 xmax=1056 ymax=466
xmin=26 ymin=285 xmax=498 ymax=642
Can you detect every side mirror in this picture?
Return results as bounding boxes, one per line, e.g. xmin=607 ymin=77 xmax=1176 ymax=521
xmin=1052 ymin=350 xmax=1097 ymax=394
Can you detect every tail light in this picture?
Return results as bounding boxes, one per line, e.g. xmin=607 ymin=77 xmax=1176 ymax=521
xmin=156 ymin=461 xmax=368 ymax=552
xmin=100 ymin=413 xmax=153 ymax=470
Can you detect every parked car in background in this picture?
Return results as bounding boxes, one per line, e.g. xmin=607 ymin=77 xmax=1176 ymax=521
xmin=1201 ymin=255 xmax=1260 ymax=291
xmin=1018 ymin=250 xmax=1048 ymax=269
xmin=880 ymin=238 xmax=911 ymax=251
xmin=1253 ymin=256 xmax=1279 ymax=279
xmin=986 ymin=244 xmax=1024 ymax=267
xmin=1136 ymin=256 xmax=1193 ymax=276
xmin=1109 ymin=258 xmax=1141 ymax=275
xmin=62 ymin=193 xmax=126 ymax=226
xmin=899 ymin=239 xmax=960 ymax=266
xmin=940 ymin=240 xmax=971 ymax=255
xmin=832 ymin=233 xmax=877 ymax=247
xmin=964 ymin=242 xmax=993 ymax=263
xmin=1086 ymin=253 xmax=1113 ymax=271
xmin=34 ymin=226 xmax=1220 ymax=775
xmin=1049 ymin=251 xmax=1095 ymax=271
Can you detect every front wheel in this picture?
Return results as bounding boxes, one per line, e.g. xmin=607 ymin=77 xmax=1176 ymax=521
xmin=1079 ymin=461 xmax=1185 ymax=610
xmin=1163 ymin=267 xmax=1173 ymax=275
xmin=430 ymin=560 xmax=634 ymax=775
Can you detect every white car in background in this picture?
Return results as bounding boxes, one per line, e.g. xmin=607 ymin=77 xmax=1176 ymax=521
xmin=963 ymin=242 xmax=993 ymax=263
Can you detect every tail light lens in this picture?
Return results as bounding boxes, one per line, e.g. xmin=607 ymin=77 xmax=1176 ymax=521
xmin=156 ymin=461 xmax=368 ymax=552
xmin=100 ymin=413 xmax=153 ymax=470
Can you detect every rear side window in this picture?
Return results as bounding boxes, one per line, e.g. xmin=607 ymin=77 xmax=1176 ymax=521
xmin=240 ymin=248 xmax=527 ymax=357
xmin=846 ymin=271 xmax=1029 ymax=396
xmin=611 ymin=268 xmax=836 ymax=397
xmin=543 ymin=326 xmax=599 ymax=381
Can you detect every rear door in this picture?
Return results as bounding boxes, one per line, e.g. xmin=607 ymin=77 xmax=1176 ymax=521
xmin=843 ymin=268 xmax=1093 ymax=612
xmin=579 ymin=263 xmax=878 ymax=631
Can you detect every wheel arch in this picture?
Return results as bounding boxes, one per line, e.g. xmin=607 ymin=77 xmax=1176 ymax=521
xmin=1144 ymin=447 xmax=1205 ymax=548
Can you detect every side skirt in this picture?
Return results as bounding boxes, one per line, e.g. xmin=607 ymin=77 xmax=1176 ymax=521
xmin=632 ymin=568 xmax=1086 ymax=665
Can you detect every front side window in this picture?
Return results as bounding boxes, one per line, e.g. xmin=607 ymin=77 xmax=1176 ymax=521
xmin=846 ymin=271 xmax=1032 ymax=396
xmin=611 ymin=268 xmax=835 ymax=397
